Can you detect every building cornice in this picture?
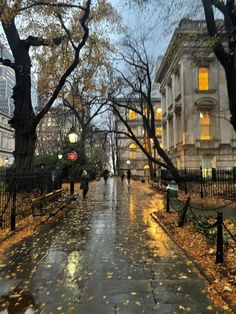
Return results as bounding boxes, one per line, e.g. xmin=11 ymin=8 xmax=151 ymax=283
xmin=155 ymin=19 xmax=222 ymax=88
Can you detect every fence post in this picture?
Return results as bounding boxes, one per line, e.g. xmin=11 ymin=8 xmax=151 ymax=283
xmin=10 ymin=190 xmax=16 ymax=231
xmin=178 ymin=197 xmax=191 ymax=227
xmin=200 ymin=166 xmax=204 ymax=198
xmin=216 ymin=211 xmax=224 ymax=264
xmin=70 ymin=176 xmax=75 ymax=195
xmin=166 ymin=189 xmax=170 ymax=212
xmin=184 ymin=167 xmax=187 ymax=194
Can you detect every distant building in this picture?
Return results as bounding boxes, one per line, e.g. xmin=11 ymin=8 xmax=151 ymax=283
xmin=0 ymin=111 xmax=14 ymax=166
xmin=87 ymin=128 xmax=110 ymax=172
xmin=155 ymin=19 xmax=236 ymax=173
xmin=115 ymin=97 xmax=161 ymax=177
xmin=0 ymin=43 xmax=15 ymax=115
xmin=36 ymin=104 xmax=76 ymax=155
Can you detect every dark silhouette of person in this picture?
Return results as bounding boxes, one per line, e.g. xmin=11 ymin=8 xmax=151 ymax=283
xmin=127 ymin=169 xmax=132 ymax=185
xmin=80 ymin=170 xmax=89 ymax=199
xmin=103 ymin=169 xmax=109 ymax=184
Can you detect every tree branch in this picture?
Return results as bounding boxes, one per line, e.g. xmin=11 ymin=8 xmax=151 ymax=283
xmin=25 ymin=35 xmax=65 ymax=47
xmin=34 ymin=0 xmax=91 ymax=127
xmin=19 ymin=1 xmax=85 ymax=12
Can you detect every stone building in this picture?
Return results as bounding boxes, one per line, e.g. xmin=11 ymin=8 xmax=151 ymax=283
xmin=115 ymin=97 xmax=161 ymax=177
xmin=0 ymin=111 xmax=14 ymax=166
xmin=155 ymin=19 xmax=236 ymax=173
xmin=0 ymin=44 xmax=15 ymax=166
xmin=0 ymin=43 xmax=15 ymax=115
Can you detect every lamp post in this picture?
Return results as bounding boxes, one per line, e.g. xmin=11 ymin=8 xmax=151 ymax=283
xmin=57 ymin=154 xmax=63 ymax=189
xmin=68 ymin=128 xmax=78 ymax=195
xmin=127 ymin=160 xmax=131 ymax=169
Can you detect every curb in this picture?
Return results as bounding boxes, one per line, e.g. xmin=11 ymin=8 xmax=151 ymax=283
xmin=150 ymin=211 xmax=236 ymax=313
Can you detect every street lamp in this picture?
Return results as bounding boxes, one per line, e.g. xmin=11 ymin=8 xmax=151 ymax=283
xmin=68 ymin=128 xmax=78 ymax=195
xmin=68 ymin=129 xmax=79 ymax=144
xmin=127 ymin=160 xmax=131 ymax=169
xmin=58 ymin=154 xmax=63 ymax=160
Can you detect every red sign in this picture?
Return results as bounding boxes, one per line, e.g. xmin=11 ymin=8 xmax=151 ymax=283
xmin=68 ymin=152 xmax=77 ymax=160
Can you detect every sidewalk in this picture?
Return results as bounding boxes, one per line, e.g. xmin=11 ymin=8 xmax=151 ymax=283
xmin=0 ymin=178 xmax=225 ymax=313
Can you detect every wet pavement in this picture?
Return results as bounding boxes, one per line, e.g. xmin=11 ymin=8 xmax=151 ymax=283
xmin=0 ymin=178 xmax=224 ymax=313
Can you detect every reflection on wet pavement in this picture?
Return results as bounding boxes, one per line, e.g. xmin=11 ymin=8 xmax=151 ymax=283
xmin=0 ymin=178 xmax=223 ymax=313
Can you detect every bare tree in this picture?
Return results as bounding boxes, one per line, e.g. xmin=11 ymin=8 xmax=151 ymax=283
xmin=109 ymin=36 xmax=181 ymax=181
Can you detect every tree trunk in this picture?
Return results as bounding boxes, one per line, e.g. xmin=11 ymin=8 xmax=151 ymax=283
xmin=226 ymin=66 xmax=236 ymax=132
xmin=79 ymin=130 xmax=86 ymax=164
xmin=9 ymin=41 xmax=36 ymax=172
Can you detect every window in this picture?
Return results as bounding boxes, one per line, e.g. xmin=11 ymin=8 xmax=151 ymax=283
xmin=200 ymin=112 xmax=211 ymax=140
xmin=198 ymin=67 xmax=209 ymax=91
xmin=156 ymin=127 xmax=162 ymax=137
xmin=129 ymin=142 xmax=137 ymax=159
xmin=128 ymin=109 xmax=136 ymax=120
xmin=156 ymin=108 xmax=162 ymax=120
xmin=144 ymin=164 xmax=149 ymax=170
xmin=129 ymin=143 xmax=137 ymax=149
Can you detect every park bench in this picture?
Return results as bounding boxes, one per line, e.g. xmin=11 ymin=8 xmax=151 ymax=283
xmin=31 ymin=189 xmax=62 ymax=216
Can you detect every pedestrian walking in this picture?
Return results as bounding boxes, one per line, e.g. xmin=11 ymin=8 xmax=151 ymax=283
xmin=127 ymin=169 xmax=132 ymax=185
xmin=103 ymin=169 xmax=109 ymax=184
xmin=80 ymin=170 xmax=89 ymax=199
xmin=120 ymin=171 xmax=125 ymax=183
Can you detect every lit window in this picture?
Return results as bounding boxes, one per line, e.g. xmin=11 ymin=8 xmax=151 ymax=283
xmin=129 ymin=142 xmax=137 ymax=159
xmin=129 ymin=143 xmax=137 ymax=149
xmin=156 ymin=108 xmax=162 ymax=120
xmin=198 ymin=67 xmax=209 ymax=91
xmin=200 ymin=112 xmax=211 ymax=140
xmin=129 ymin=151 xmax=136 ymax=159
xmin=144 ymin=164 xmax=149 ymax=170
xmin=156 ymin=127 xmax=162 ymax=137
xmin=128 ymin=109 xmax=136 ymax=120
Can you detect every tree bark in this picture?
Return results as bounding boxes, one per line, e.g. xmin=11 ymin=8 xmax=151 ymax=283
xmin=9 ymin=40 xmax=36 ymax=171
xmin=225 ymin=66 xmax=236 ymax=132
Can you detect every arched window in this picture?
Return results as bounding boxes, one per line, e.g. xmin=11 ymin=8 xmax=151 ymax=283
xmin=129 ymin=143 xmax=137 ymax=149
xmin=200 ymin=112 xmax=211 ymax=140
xmin=156 ymin=108 xmax=162 ymax=120
xmin=128 ymin=109 xmax=136 ymax=120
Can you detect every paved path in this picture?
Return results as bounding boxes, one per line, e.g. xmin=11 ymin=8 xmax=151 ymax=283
xmin=0 ymin=178 xmax=223 ymax=313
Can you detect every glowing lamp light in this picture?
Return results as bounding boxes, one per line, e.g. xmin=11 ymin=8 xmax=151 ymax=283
xmin=68 ymin=130 xmax=79 ymax=144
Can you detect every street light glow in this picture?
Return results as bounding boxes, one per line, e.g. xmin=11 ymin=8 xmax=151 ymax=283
xmin=68 ymin=131 xmax=79 ymax=144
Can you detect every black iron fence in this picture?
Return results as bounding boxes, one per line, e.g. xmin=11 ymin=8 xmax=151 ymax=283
xmin=0 ymin=170 xmax=62 ymax=231
xmin=165 ymin=190 xmax=236 ymax=264
xmin=160 ymin=168 xmax=236 ymax=200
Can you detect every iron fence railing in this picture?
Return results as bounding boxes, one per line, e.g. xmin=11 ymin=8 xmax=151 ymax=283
xmin=0 ymin=170 xmax=62 ymax=230
xmin=160 ymin=168 xmax=236 ymax=200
